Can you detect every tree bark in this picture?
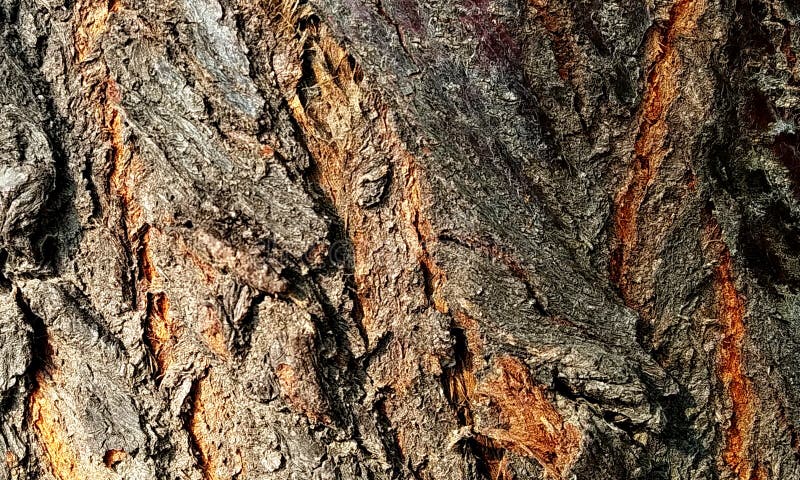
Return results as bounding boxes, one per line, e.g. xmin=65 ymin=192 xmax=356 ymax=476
xmin=1 ymin=0 xmax=799 ymax=478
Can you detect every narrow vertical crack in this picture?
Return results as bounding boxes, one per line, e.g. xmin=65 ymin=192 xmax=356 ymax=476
xmin=184 ymin=371 xmax=214 ymax=480
xmin=143 ymin=292 xmax=176 ymax=379
xmin=75 ymin=1 xmax=180 ymax=378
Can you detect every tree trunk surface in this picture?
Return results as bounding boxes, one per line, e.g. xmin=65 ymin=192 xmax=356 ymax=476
xmin=1 ymin=0 xmax=799 ymax=478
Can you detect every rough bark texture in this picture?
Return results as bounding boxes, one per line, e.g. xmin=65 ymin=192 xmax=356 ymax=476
xmin=1 ymin=0 xmax=799 ymax=478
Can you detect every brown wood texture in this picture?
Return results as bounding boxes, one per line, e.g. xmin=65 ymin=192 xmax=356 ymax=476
xmin=1 ymin=0 xmax=800 ymax=478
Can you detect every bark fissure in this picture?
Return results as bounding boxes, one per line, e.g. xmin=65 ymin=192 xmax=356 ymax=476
xmin=442 ymin=327 xmax=512 ymax=480
xmin=263 ymin=1 xmax=584 ymax=474
xmin=185 ymin=371 xmax=215 ymax=480
xmin=703 ymin=212 xmax=759 ymax=480
xmin=604 ymin=0 xmax=772 ymax=475
xmin=610 ymin=0 xmax=707 ymax=301
xmin=143 ymin=292 xmax=177 ymax=378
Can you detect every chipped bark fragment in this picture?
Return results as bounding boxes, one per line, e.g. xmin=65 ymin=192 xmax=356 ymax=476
xmin=259 ymin=298 xmax=333 ymax=425
xmin=356 ymin=164 xmax=391 ymax=208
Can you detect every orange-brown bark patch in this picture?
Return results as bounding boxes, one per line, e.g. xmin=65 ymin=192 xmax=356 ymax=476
xmin=274 ymin=363 xmax=330 ymax=424
xmin=103 ymin=79 xmax=146 ymax=232
xmin=476 ymin=356 xmax=580 ymax=479
xmin=98 ymin=77 xmax=161 ymax=316
xmin=473 ymin=436 xmax=515 ymax=480
xmin=753 ymin=465 xmax=768 ymax=480
xmin=442 ymin=314 xmax=578 ymax=478
xmin=440 ymin=317 xmax=513 ymax=480
xmin=443 ymin=338 xmax=478 ymax=422
xmin=102 ymin=449 xmax=127 ymax=468
xmin=75 ymin=0 xmax=164 ymax=320
xmin=145 ymin=292 xmax=177 ymax=375
xmin=703 ymin=215 xmax=757 ymax=480
xmin=441 ymin=312 xmax=483 ymax=426
xmin=133 ymin=225 xmax=157 ymax=288
xmin=260 ymin=144 xmax=275 ymax=157
xmin=200 ymin=305 xmax=229 ymax=359
xmin=185 ymin=372 xmax=248 ymax=479
xmin=782 ymin=28 xmax=797 ymax=71
xmin=611 ymin=0 xmax=706 ymax=302
xmin=528 ymin=0 xmax=578 ymax=82
xmin=186 ymin=375 xmax=221 ymax=480
xmin=174 ymin=235 xmax=219 ymax=285
xmin=136 ymin=229 xmax=180 ymax=376
xmin=30 ymin=381 xmax=81 ymax=480
xmin=30 ymin=374 xmax=112 ymax=480
xmin=75 ymin=0 xmax=121 ymax=61
xmin=401 ymin=149 xmax=449 ymax=313
xmin=280 ymin=22 xmax=446 ymax=336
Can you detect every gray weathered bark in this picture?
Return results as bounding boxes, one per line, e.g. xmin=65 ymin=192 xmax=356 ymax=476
xmin=1 ymin=0 xmax=799 ymax=478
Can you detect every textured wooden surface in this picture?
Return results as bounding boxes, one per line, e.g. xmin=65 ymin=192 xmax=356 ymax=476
xmin=1 ymin=0 xmax=799 ymax=478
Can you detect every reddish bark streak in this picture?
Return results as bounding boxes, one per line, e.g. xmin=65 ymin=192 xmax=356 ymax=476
xmin=704 ymin=216 xmax=758 ymax=480
xmin=610 ymin=0 xmax=706 ymax=303
xmin=607 ymin=0 xmax=761 ymax=475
